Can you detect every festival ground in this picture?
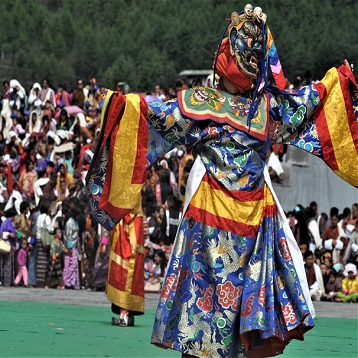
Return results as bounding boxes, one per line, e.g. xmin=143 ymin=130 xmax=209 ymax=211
xmin=0 ymin=288 xmax=357 ymax=357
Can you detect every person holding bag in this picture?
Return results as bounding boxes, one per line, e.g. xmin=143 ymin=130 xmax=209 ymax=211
xmin=0 ymin=207 xmax=17 ymax=287
xmin=33 ymin=199 xmax=53 ymax=288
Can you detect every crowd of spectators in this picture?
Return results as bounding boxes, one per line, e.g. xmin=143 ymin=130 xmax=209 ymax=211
xmin=0 ymin=76 xmax=356 ymax=303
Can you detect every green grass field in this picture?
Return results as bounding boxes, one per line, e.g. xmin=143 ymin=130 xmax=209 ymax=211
xmin=0 ymin=301 xmax=356 ymax=357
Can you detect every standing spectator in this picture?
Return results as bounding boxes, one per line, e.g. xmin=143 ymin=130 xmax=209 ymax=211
xmin=344 ymin=220 xmax=358 ymax=263
xmin=71 ymin=79 xmax=86 ymax=109
xmin=38 ymin=78 xmax=56 ymax=110
xmin=13 ymin=238 xmax=29 ymax=287
xmin=154 ymin=84 xmax=166 ymax=101
xmin=164 ymin=195 xmax=182 ymax=245
xmin=348 ymin=203 xmax=358 ymax=227
xmin=156 ymin=166 xmax=173 ymax=207
xmin=0 ymin=207 xmax=17 ymax=286
xmin=13 ymin=201 xmax=31 ymax=239
xmin=306 ymin=206 xmax=322 ymax=253
xmin=142 ymin=173 xmax=157 ymax=218
xmin=69 ymin=198 xmax=86 ymax=287
xmin=33 ymin=199 xmax=52 ymax=288
xmin=293 ymin=206 xmax=311 ymax=255
xmin=310 ymin=201 xmax=327 ymax=238
xmin=336 ymin=207 xmax=351 ymax=263
xmin=45 ymin=227 xmax=65 ymax=289
xmin=87 ymin=231 xmax=109 ymax=292
xmin=62 ymin=206 xmax=80 ymax=289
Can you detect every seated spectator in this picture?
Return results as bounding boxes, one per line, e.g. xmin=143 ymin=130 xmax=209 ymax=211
xmin=56 ymin=162 xmax=74 ymax=190
xmin=322 ymin=212 xmax=342 ymax=263
xmin=335 ymin=263 xmax=358 ymax=303
xmin=55 ymin=87 xmax=71 ymax=109
xmin=56 ymin=109 xmax=73 ymax=131
xmin=144 ymin=248 xmax=166 ymax=292
xmin=55 ymin=179 xmax=69 ymax=202
xmin=26 ymin=111 xmax=42 ymax=134
xmin=19 ymin=158 xmax=38 ymax=201
xmin=345 ymin=220 xmax=358 ymax=263
xmin=320 ymin=262 xmax=329 ymax=287
xmin=332 ymin=262 xmax=344 ymax=289
xmin=304 ymin=250 xmax=324 ymax=301
xmin=321 ymin=270 xmax=341 ymax=302
xmin=321 ymin=252 xmax=333 ymax=276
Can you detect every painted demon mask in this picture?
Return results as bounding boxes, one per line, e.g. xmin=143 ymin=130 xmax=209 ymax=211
xmin=229 ymin=6 xmax=266 ymax=81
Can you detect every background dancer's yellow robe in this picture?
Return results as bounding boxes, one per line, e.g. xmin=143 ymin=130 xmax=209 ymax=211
xmin=106 ymin=211 xmax=145 ymax=315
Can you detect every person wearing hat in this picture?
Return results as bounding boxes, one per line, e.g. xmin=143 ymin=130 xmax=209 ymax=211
xmin=87 ymin=4 xmax=358 ymax=357
xmin=335 ymin=263 xmax=358 ymax=302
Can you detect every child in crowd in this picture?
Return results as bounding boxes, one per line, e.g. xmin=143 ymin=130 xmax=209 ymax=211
xmin=14 ymin=238 xmax=29 ymax=287
xmin=320 ymin=262 xmax=329 ymax=287
xmin=144 ymin=248 xmax=166 ymax=292
xmin=335 ymin=263 xmax=358 ymax=303
xmin=45 ymin=227 xmax=66 ymax=289
xmin=321 ymin=252 xmax=333 ymax=276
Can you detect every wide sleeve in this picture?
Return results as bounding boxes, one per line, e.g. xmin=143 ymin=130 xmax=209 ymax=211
xmin=269 ymin=65 xmax=358 ymax=187
xmin=86 ymin=91 xmax=195 ymax=230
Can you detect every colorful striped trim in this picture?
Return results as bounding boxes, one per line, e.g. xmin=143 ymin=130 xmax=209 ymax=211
xmin=106 ymin=215 xmax=145 ymax=313
xmin=98 ymin=93 xmax=149 ymax=217
xmin=315 ymin=65 xmax=358 ymax=187
xmin=186 ymin=174 xmax=276 ymax=236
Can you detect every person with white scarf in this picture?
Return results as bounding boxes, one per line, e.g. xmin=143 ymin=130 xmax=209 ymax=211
xmin=1 ymin=80 xmax=26 ymax=140
xmin=9 ymin=79 xmax=26 ymax=111
xmin=38 ymin=78 xmax=56 ymax=109
xmin=27 ymin=82 xmax=43 ymax=113
xmin=28 ymin=110 xmax=43 ymax=134
xmin=304 ymin=250 xmax=325 ymax=301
